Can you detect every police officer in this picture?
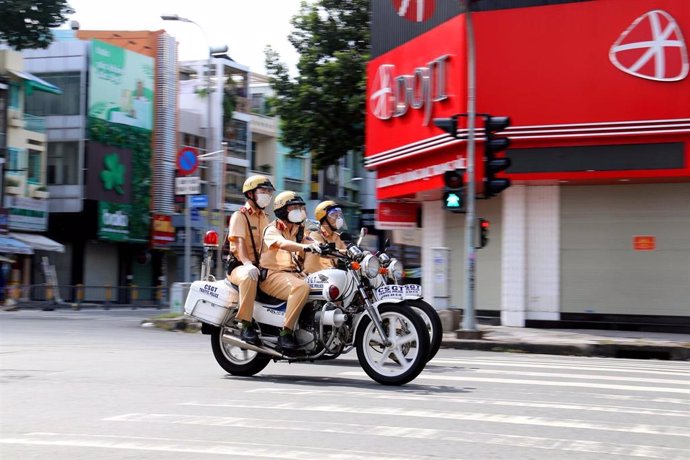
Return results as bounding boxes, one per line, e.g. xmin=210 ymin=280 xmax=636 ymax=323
xmin=304 ymin=200 xmax=347 ymax=274
xmin=227 ymin=175 xmax=274 ymax=345
xmin=259 ymin=191 xmax=321 ymax=351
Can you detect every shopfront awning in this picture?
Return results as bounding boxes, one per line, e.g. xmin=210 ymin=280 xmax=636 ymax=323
xmin=9 ymin=233 xmax=65 ymax=253
xmin=0 ymin=235 xmax=34 ymax=255
xmin=9 ymin=70 xmax=62 ymax=95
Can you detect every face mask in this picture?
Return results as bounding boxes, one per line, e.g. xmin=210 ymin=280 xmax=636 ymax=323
xmin=255 ymin=193 xmax=271 ymax=209
xmin=288 ymin=209 xmax=305 ymax=223
xmin=334 ymin=217 xmax=345 ymax=230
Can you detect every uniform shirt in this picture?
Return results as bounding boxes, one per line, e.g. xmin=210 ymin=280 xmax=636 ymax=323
xmin=228 ymin=204 xmax=268 ymax=264
xmin=260 ymin=220 xmax=310 ymax=272
xmin=303 ymin=229 xmax=346 ymax=273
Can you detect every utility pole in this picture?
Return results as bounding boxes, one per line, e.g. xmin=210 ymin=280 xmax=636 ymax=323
xmin=460 ymin=0 xmax=481 ymax=337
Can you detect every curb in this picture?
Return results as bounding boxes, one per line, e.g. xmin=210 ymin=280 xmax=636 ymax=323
xmin=441 ymin=339 xmax=690 ymax=360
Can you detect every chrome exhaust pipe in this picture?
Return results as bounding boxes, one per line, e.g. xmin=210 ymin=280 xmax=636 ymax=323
xmin=221 ymin=332 xmax=284 ymax=358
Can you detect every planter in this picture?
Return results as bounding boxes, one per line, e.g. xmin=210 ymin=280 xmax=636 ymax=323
xmin=32 ymin=190 xmax=49 ymax=199
xmin=6 ymin=186 xmax=22 ymax=195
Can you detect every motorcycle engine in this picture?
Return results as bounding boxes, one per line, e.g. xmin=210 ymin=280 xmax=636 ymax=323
xmin=299 ymin=301 xmax=348 ymax=355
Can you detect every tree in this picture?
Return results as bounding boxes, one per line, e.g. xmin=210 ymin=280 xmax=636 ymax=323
xmin=265 ymin=0 xmax=369 ymax=169
xmin=0 ymin=0 xmax=74 ymax=50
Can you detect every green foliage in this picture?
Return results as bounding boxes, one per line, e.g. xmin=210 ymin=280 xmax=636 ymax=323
xmin=0 ymin=0 xmax=73 ymax=50
xmin=265 ymin=0 xmax=370 ymax=169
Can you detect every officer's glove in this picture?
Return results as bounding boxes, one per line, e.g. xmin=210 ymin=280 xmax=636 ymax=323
xmin=304 ymin=243 xmax=322 ymax=254
xmin=243 ymin=261 xmax=260 ymax=281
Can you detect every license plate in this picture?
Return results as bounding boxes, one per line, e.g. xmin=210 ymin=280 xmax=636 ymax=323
xmin=403 ymin=284 xmax=422 ymax=299
xmin=375 ymin=284 xmax=422 ymax=301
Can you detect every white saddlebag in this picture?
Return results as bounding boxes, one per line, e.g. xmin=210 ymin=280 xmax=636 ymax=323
xmin=184 ymin=279 xmax=238 ymax=326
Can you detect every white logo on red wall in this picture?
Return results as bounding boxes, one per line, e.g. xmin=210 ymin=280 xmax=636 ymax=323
xmin=369 ymin=56 xmax=449 ymax=126
xmin=610 ymin=10 xmax=688 ymax=82
xmin=392 ymin=0 xmax=435 ymax=23
xmin=370 ymin=64 xmax=396 ymax=120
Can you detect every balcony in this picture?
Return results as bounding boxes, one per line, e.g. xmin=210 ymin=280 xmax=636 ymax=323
xmin=250 ymin=113 xmax=278 ymax=138
xmin=24 ymin=114 xmax=46 ymax=133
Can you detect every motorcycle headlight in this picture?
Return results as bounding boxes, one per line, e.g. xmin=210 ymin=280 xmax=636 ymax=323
xmin=361 ymin=254 xmax=381 ymax=279
xmin=347 ymin=245 xmax=363 ymax=260
xmin=388 ymin=259 xmax=403 ymax=281
xmin=378 ymin=252 xmax=391 ymax=267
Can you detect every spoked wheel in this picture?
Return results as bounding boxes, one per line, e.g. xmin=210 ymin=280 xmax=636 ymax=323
xmin=210 ymin=323 xmax=270 ymax=377
xmin=355 ymin=303 xmax=430 ymax=385
xmin=407 ymin=299 xmax=443 ymax=362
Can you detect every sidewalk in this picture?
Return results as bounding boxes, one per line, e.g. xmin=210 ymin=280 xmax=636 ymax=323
xmin=441 ymin=326 xmax=690 ymax=361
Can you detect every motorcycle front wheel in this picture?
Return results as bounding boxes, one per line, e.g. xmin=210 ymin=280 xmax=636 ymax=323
xmin=211 ymin=326 xmax=270 ymax=377
xmin=406 ymin=299 xmax=443 ymax=362
xmin=355 ymin=303 xmax=430 ymax=385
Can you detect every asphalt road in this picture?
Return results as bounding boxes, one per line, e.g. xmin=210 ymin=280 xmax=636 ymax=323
xmin=1 ymin=309 xmax=689 ymax=459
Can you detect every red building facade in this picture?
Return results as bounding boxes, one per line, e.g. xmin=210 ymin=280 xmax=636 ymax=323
xmin=366 ymin=0 xmax=689 ymax=328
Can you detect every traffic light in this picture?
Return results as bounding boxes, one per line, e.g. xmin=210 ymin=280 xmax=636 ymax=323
xmin=477 ymin=218 xmax=490 ymax=248
xmin=442 ymin=169 xmax=465 ymax=212
xmin=433 ymin=115 xmax=459 ymax=138
xmin=483 ymin=115 xmax=512 ymax=198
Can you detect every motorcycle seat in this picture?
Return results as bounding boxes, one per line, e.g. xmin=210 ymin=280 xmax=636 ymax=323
xmin=229 ymin=282 xmax=286 ymax=305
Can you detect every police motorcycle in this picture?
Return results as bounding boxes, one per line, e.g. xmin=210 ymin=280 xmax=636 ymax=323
xmin=184 ymin=228 xmax=430 ymax=386
xmin=367 ymin=238 xmax=443 ymax=362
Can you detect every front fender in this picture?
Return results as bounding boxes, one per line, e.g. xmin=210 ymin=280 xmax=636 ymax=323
xmin=352 ymin=299 xmax=408 ymax=341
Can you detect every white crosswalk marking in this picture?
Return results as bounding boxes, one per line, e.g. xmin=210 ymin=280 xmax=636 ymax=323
xmin=179 ymin=400 xmax=690 ymax=437
xmin=0 ymin=432 xmax=426 ymax=460
xmin=102 ymin=413 xmax=690 ymax=460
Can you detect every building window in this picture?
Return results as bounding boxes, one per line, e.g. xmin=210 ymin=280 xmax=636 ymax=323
xmin=284 ymin=156 xmax=304 ymax=180
xmin=7 ymin=147 xmax=21 ymax=172
xmin=225 ymin=119 xmax=248 ymax=158
xmin=28 ymin=149 xmax=41 ymax=183
xmin=9 ymin=82 xmax=20 ymax=109
xmin=24 ymin=72 xmax=80 ymax=116
xmin=47 ymin=141 xmax=79 ymax=185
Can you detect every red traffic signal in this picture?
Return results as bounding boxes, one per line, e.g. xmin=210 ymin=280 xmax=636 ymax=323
xmin=478 ymin=218 xmax=490 ymax=248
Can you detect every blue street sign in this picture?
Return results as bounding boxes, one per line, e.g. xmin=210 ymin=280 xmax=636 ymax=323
xmin=176 ymin=147 xmax=199 ymax=176
xmin=191 ymin=207 xmax=200 ymax=222
xmin=190 ymin=194 xmax=208 ymax=208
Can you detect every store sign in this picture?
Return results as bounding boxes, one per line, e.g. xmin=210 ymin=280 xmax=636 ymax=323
xmin=392 ymin=0 xmax=435 ymax=23
xmin=152 ymin=214 xmax=175 ymax=247
xmin=5 ymin=196 xmax=48 ymax=232
xmin=610 ymin=10 xmax=688 ymax=82
xmin=375 ymin=202 xmax=420 ymax=230
xmin=98 ymin=202 xmax=130 ymax=241
xmin=369 ymin=55 xmax=450 ymax=126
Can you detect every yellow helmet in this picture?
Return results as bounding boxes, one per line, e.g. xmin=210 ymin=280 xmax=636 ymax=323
xmin=273 ymin=191 xmax=305 ymax=221
xmin=242 ymin=175 xmax=274 ymax=195
xmin=315 ymin=200 xmax=338 ymax=222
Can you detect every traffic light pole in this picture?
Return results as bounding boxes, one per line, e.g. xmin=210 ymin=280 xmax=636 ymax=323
xmin=461 ymin=1 xmax=480 ymax=336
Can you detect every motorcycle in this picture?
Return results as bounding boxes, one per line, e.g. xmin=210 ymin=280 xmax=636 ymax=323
xmin=184 ymin=229 xmax=430 ymax=386
xmin=368 ymin=239 xmax=443 ymax=363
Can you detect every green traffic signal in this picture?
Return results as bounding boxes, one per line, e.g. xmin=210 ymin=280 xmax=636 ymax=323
xmin=445 ymin=192 xmax=462 ymax=208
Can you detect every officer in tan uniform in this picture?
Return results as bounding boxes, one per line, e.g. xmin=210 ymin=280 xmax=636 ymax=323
xmin=304 ymin=200 xmax=347 ymax=274
xmin=259 ymin=191 xmax=321 ymax=351
xmin=227 ymin=175 xmax=274 ymax=345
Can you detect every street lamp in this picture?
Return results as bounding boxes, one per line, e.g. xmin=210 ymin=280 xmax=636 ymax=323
xmin=162 ymin=14 xmax=228 ymax=282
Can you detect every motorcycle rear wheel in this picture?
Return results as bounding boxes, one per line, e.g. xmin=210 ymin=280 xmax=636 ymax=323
xmin=356 ymin=303 xmax=430 ymax=385
xmin=211 ymin=326 xmax=270 ymax=376
xmin=407 ymin=299 xmax=443 ymax=362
